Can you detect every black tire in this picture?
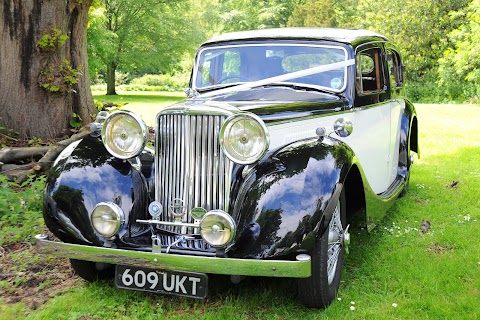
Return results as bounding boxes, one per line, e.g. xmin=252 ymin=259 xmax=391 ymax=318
xmin=298 ymin=188 xmax=347 ymax=308
xmin=399 ymin=152 xmax=412 ymax=198
xmin=70 ymin=259 xmax=114 ymax=282
xmin=399 ymin=171 xmax=410 ymax=197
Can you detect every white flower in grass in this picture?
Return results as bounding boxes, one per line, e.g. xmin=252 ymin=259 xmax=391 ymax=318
xmin=337 ymin=297 xmax=342 ymax=301
xmin=350 ymin=301 xmax=355 ymax=305
xmin=392 ymin=303 xmax=398 ymax=308
xmin=464 ymin=215 xmax=471 ymax=221
xmin=350 ymin=306 xmax=356 ymax=311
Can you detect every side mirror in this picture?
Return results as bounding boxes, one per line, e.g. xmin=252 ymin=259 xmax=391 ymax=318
xmin=334 ymin=118 xmax=353 ymax=137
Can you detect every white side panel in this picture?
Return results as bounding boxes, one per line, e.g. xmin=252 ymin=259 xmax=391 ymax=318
xmin=268 ymin=103 xmax=394 ymax=194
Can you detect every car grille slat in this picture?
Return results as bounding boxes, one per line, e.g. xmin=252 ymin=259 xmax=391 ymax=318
xmin=156 ymin=112 xmax=233 ymax=235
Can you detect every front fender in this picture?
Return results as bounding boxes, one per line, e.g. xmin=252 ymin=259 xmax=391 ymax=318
xmin=230 ymin=137 xmax=354 ymax=259
xmin=43 ymin=135 xmax=151 ymax=246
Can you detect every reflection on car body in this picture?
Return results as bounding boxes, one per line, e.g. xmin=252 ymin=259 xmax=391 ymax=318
xmin=37 ymin=28 xmax=419 ymax=309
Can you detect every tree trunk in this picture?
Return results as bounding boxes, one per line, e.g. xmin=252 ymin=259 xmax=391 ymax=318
xmin=106 ymin=62 xmax=117 ymax=95
xmin=0 ymin=0 xmax=95 ymax=140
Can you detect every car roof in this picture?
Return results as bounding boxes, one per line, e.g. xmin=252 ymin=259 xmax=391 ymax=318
xmin=203 ymin=28 xmax=388 ymax=47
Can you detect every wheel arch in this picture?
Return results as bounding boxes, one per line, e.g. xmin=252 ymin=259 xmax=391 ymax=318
xmin=344 ymin=164 xmax=367 ymax=229
xmin=410 ymin=115 xmax=419 ymax=157
xmin=405 ymin=99 xmax=420 ymax=158
xmin=43 ymin=135 xmax=152 ymax=246
xmin=230 ymin=136 xmax=357 ymax=259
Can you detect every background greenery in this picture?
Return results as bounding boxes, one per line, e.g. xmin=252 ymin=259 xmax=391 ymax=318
xmin=1 ymin=95 xmax=479 ymax=319
xmin=87 ymin=0 xmax=480 ymax=103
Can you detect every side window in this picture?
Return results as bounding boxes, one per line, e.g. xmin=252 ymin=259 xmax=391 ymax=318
xmin=386 ymin=49 xmax=403 ymax=88
xmin=356 ymin=47 xmax=386 ymax=94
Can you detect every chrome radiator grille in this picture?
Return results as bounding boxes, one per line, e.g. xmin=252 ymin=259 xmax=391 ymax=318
xmin=155 ymin=111 xmax=234 ymax=232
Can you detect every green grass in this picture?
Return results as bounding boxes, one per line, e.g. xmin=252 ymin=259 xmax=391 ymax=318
xmin=93 ymin=91 xmax=186 ymax=126
xmin=1 ymin=103 xmax=479 ymax=319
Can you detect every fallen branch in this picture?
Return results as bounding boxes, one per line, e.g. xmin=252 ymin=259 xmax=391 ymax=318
xmin=37 ymin=128 xmax=90 ymax=167
xmin=0 ymin=146 xmax=50 ymax=164
xmin=1 ymin=127 xmax=91 ymax=182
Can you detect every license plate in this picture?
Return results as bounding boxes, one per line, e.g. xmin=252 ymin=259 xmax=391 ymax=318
xmin=115 ymin=265 xmax=208 ymax=299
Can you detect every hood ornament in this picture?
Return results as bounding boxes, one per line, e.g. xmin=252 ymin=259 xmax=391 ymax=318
xmin=170 ymin=198 xmax=187 ymax=217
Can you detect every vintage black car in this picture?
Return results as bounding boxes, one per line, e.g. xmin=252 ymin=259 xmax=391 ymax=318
xmin=36 ymin=28 xmax=419 ymax=308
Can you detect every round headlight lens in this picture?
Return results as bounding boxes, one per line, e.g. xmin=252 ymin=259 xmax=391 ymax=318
xmin=200 ymin=210 xmax=236 ymax=248
xmin=91 ymin=202 xmax=124 ymax=238
xmin=220 ymin=113 xmax=269 ymax=164
xmin=102 ymin=111 xmax=148 ymax=159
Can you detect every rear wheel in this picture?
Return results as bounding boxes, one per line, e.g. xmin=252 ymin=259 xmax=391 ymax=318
xmin=70 ymin=259 xmax=114 ymax=282
xmin=298 ymin=188 xmax=348 ymax=308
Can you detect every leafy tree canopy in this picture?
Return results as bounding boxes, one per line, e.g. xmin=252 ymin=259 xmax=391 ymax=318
xmin=219 ymin=0 xmax=294 ymax=32
xmin=88 ymin=0 xmax=204 ymax=93
xmin=438 ymin=0 xmax=480 ymax=99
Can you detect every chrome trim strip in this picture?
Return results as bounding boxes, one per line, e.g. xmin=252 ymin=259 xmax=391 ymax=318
xmin=136 ymin=219 xmax=199 ymax=228
xmin=35 ymin=235 xmax=311 ymax=278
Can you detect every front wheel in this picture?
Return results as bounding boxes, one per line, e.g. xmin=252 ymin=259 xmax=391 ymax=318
xmin=298 ymin=188 xmax=348 ymax=308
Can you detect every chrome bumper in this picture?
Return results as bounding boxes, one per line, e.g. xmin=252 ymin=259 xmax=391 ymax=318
xmin=35 ymin=234 xmax=311 ymax=278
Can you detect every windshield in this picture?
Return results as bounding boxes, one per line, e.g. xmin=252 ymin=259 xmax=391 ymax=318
xmin=193 ymin=43 xmax=349 ymax=93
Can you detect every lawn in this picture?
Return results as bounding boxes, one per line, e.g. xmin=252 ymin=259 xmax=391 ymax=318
xmin=0 ymin=101 xmax=479 ymax=319
xmin=92 ymin=91 xmax=186 ymax=126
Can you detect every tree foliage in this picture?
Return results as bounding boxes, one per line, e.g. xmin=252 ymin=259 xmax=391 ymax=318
xmin=88 ymin=0 xmax=203 ymax=94
xmin=219 ymin=0 xmax=294 ymax=32
xmin=336 ymin=0 xmax=469 ymax=81
xmin=438 ymin=0 xmax=480 ymax=101
xmin=287 ymin=0 xmax=336 ymax=27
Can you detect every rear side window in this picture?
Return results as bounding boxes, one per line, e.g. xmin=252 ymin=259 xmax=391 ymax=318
xmin=386 ymin=49 xmax=404 ymax=88
xmin=356 ymin=47 xmax=386 ymax=94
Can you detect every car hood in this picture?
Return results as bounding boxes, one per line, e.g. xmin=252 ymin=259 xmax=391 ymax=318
xmin=171 ymin=86 xmax=349 ymax=124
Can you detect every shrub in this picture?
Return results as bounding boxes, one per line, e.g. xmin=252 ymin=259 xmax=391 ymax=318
xmin=0 ymin=175 xmax=45 ymax=245
xmin=129 ymin=73 xmax=189 ymax=91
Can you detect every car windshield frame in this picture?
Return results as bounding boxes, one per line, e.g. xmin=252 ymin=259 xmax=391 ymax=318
xmin=192 ymin=43 xmax=350 ymax=95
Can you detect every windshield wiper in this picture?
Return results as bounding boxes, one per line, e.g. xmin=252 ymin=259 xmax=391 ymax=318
xmin=260 ymin=82 xmax=340 ymax=95
xmin=195 ymin=82 xmax=247 ymax=95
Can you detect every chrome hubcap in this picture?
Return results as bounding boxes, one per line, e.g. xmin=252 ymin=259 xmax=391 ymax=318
xmin=326 ymin=200 xmax=350 ymax=284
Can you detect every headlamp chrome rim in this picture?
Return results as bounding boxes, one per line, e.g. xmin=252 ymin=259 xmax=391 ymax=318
xmin=90 ymin=202 xmax=125 ymax=238
xmin=220 ymin=112 xmax=269 ymax=165
xmin=200 ymin=210 xmax=236 ymax=248
xmin=101 ymin=110 xmax=148 ymax=159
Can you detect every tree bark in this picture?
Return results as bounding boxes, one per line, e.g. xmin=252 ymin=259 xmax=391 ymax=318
xmin=106 ymin=62 xmax=117 ymax=95
xmin=0 ymin=0 xmax=95 ymax=140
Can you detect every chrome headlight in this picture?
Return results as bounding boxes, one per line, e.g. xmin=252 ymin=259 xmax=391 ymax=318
xmin=200 ymin=210 xmax=236 ymax=248
xmin=91 ymin=202 xmax=125 ymax=238
xmin=220 ymin=113 xmax=269 ymax=164
xmin=102 ymin=111 xmax=148 ymax=159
